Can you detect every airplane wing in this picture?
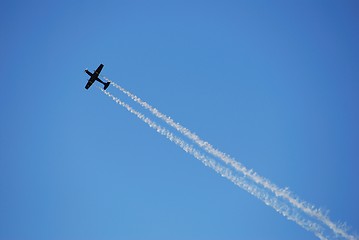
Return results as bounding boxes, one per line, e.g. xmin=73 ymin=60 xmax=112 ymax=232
xmin=85 ymin=78 xmax=95 ymax=89
xmin=94 ymin=64 xmax=104 ymax=75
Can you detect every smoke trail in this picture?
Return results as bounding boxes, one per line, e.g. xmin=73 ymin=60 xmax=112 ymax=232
xmin=100 ymin=88 xmax=330 ymax=240
xmin=106 ymin=79 xmax=356 ymax=240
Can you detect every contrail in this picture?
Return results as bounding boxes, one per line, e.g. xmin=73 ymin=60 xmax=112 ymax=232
xmin=106 ymin=79 xmax=356 ymax=240
xmin=100 ymin=88 xmax=330 ymax=240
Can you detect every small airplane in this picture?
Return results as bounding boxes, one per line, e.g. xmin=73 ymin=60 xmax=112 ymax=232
xmin=84 ymin=64 xmax=110 ymax=90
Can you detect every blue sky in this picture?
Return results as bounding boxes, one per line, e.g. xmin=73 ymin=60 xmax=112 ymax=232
xmin=1 ymin=0 xmax=359 ymax=239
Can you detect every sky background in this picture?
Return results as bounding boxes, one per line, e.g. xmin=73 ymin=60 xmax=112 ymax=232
xmin=1 ymin=0 xmax=359 ymax=239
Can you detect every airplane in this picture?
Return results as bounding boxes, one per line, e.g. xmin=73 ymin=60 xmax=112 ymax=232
xmin=84 ymin=64 xmax=110 ymax=90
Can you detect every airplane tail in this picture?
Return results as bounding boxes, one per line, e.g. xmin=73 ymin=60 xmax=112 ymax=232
xmin=104 ymin=81 xmax=110 ymax=90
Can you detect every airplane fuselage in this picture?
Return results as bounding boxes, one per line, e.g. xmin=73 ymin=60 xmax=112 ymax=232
xmin=85 ymin=69 xmax=93 ymax=77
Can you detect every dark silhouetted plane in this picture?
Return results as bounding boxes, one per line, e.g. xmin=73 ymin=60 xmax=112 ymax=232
xmin=84 ymin=64 xmax=110 ymax=90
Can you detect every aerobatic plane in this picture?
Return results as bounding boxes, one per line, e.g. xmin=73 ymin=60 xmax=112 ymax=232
xmin=84 ymin=64 xmax=110 ymax=90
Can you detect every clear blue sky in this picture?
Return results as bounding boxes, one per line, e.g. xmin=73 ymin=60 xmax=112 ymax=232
xmin=1 ymin=0 xmax=358 ymax=239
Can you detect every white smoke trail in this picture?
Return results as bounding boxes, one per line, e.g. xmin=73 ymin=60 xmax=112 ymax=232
xmin=100 ymin=88 xmax=329 ymax=240
xmin=106 ymin=79 xmax=356 ymax=240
